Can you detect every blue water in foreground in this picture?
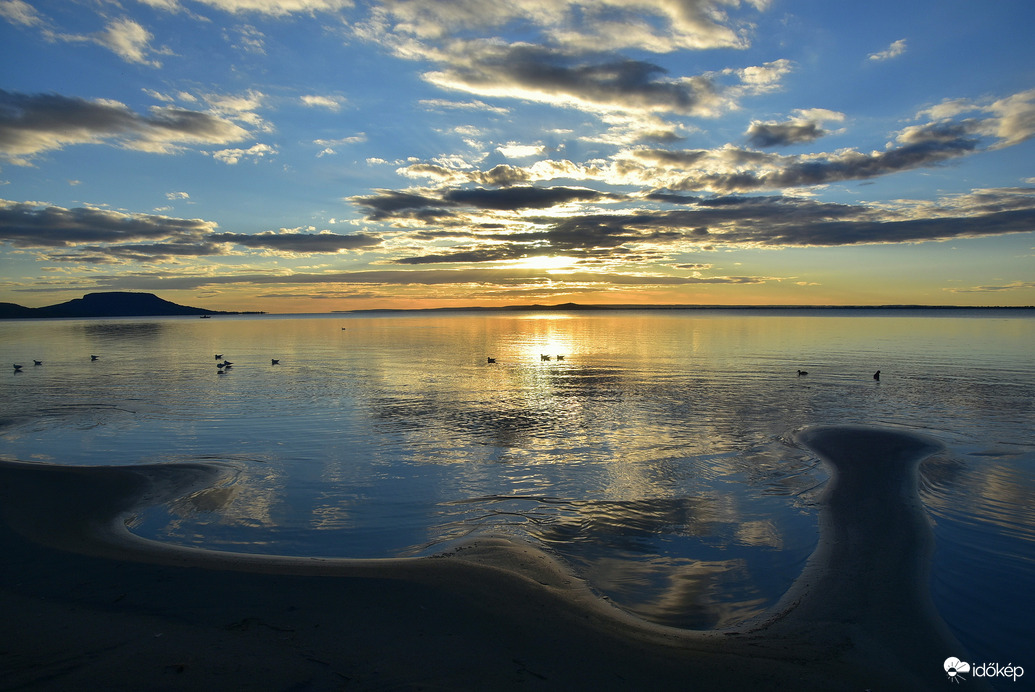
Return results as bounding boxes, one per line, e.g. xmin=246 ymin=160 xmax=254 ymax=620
xmin=2 ymin=309 xmax=1032 ymax=666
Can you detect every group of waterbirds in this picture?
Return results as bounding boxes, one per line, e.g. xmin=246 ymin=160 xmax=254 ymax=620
xmin=12 ymin=353 xmax=283 ymax=374
xmin=486 ymin=354 xmax=566 ymax=364
xmin=797 ymin=369 xmax=881 ymax=380
xmin=13 ymin=353 xmax=281 ymax=373
xmin=215 ymin=354 xmax=234 ymax=373
xmin=12 ymin=357 xmax=90 ymax=372
xmin=214 ymin=353 xmax=282 ymax=374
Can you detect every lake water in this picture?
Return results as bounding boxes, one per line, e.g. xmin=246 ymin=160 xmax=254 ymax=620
xmin=2 ymin=309 xmax=1032 ymax=667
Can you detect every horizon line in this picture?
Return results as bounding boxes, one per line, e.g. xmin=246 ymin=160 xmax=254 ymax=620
xmin=334 ymin=302 xmax=1035 ymax=314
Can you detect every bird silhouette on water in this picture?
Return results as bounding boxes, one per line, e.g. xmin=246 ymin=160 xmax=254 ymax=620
xmin=90 ymin=355 xmax=99 ymax=361
xmin=874 ymin=370 xmax=881 ymax=380
xmin=13 ymin=364 xmax=22 ymax=371
xmin=34 ymin=360 xmax=42 ymax=366
xmin=797 ymin=369 xmax=808 ymax=376
xmin=486 ymin=357 xmax=496 ymax=364
xmin=271 ymin=359 xmax=279 ymax=365
xmin=215 ymin=354 xmax=223 ymax=360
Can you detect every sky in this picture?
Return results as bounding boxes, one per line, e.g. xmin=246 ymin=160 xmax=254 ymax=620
xmin=1 ymin=0 xmax=1034 ymax=312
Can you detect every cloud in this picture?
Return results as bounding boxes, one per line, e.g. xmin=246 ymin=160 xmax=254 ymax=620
xmin=586 ymin=112 xmax=693 ymax=146
xmin=497 ymin=142 xmax=546 ymax=158
xmin=392 ymin=245 xmax=535 ymax=265
xmin=746 ymin=120 xmax=825 ymax=148
xmin=352 ymin=185 xmax=1035 ymax=270
xmin=29 ymin=266 xmax=770 ymax=294
xmin=200 ymin=90 xmax=269 ymax=131
xmin=745 ymin=110 xmax=844 ymax=147
xmin=626 ymin=120 xmax=983 ymax=192
xmin=0 ymin=0 xmax=42 ymax=26
xmin=913 ymin=89 xmax=1035 ymax=149
xmin=393 ymin=87 xmax=1029 ymax=195
xmin=227 ymin=24 xmax=267 ymax=53
xmin=0 ymin=90 xmax=252 ymax=164
xmin=137 ymin=0 xmax=189 ymax=11
xmin=547 ymin=188 xmax=1035 ymax=249
xmin=388 ymin=88 xmax=1031 ymax=201
xmin=10 ymin=182 xmax=1034 ymax=288
xmin=210 ymin=142 xmax=277 ymax=164
xmin=868 ymin=38 xmax=907 ymax=62
xmin=314 ymin=134 xmax=366 ymax=157
xmin=722 ymin=59 xmax=795 ymax=93
xmin=0 ymin=199 xmax=380 ymax=261
xmin=301 ymin=94 xmax=346 ymax=110
xmin=44 ymin=242 xmax=227 ymax=264
xmin=350 ymin=189 xmax=446 ymax=220
xmin=444 ymin=186 xmax=603 ymax=210
xmin=368 ymin=0 xmax=763 ymax=53
xmin=210 ymin=230 xmax=381 ymax=252
xmin=399 ymin=163 xmax=535 ymax=187
xmin=362 ymin=3 xmax=784 ymax=119
xmin=97 ymin=18 xmax=167 ymax=66
xmin=147 ymin=0 xmax=354 ymax=15
xmin=52 ymin=17 xmax=171 ymax=67
xmin=473 ymin=165 xmax=536 ymax=186
xmin=948 ymin=280 xmax=1035 ymax=293
xmin=984 ymin=89 xmax=1035 ymax=147
xmin=351 ymin=185 xmax=604 ymax=220
xmin=419 ymin=98 xmax=510 ymax=115
xmin=0 ymin=199 xmax=216 ymax=248
xmin=423 ymin=42 xmax=727 ymax=117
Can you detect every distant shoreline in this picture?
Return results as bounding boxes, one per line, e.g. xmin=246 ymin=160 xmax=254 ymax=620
xmin=337 ymin=303 xmax=1035 ymax=314
xmin=3 ymin=291 xmax=1031 ymax=319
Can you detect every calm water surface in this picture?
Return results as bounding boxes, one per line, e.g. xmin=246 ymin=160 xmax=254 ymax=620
xmin=2 ymin=310 xmax=1032 ymax=665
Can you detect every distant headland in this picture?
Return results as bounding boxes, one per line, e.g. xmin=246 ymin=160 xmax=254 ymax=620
xmin=0 ymin=292 xmax=261 ymax=319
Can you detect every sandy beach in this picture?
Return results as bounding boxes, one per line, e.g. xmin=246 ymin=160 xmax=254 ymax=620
xmin=0 ymin=425 xmax=983 ymax=691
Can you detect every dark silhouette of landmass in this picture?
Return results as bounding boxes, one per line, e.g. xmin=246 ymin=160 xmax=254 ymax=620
xmin=0 ymin=292 xmax=255 ymax=319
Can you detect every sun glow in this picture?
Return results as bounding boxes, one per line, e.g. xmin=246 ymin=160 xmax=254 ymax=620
xmin=512 ymin=255 xmax=577 ymax=272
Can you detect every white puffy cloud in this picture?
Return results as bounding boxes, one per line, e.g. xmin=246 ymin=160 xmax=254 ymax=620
xmin=868 ymin=38 xmax=907 ymax=62
xmin=497 ymin=142 xmax=546 ymax=158
xmin=210 ymin=142 xmax=277 ymax=164
xmin=301 ymin=94 xmax=346 ymax=110
xmin=98 ymin=18 xmax=165 ymax=65
xmin=53 ymin=17 xmax=171 ymax=67
xmin=914 ymin=89 xmax=1035 ymax=149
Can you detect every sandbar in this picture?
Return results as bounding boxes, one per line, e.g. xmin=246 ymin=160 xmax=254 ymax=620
xmin=0 ymin=425 xmax=984 ymax=690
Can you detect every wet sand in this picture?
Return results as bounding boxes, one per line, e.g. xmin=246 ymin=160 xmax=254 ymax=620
xmin=0 ymin=425 xmax=983 ymax=690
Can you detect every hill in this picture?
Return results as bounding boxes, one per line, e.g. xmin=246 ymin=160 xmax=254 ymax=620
xmin=0 ymin=292 xmax=234 ymax=319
